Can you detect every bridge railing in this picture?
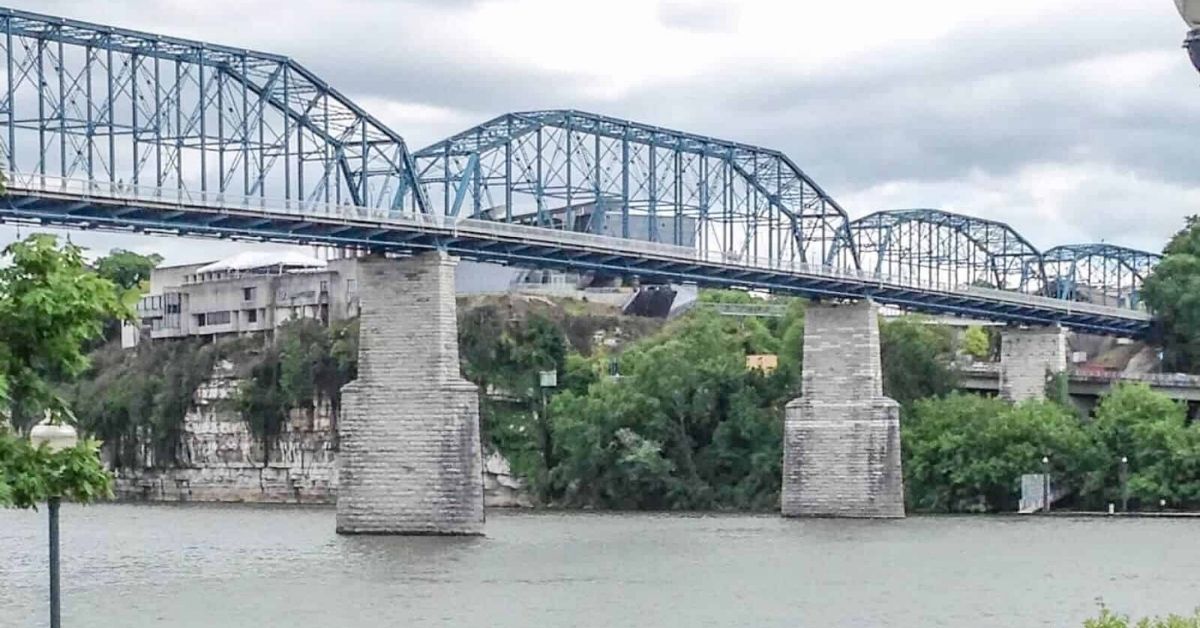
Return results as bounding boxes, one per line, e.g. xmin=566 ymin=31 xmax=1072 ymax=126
xmin=5 ymin=174 xmax=1150 ymax=323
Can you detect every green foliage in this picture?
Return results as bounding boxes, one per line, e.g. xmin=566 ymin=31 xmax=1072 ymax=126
xmin=1085 ymin=607 xmax=1200 ymax=628
xmin=962 ymin=325 xmax=991 ymax=361
xmin=903 ymin=393 xmax=1092 ymax=512
xmin=1083 ymin=383 xmax=1200 ymax=509
xmin=237 ymin=319 xmax=358 ymax=452
xmin=0 ymin=234 xmax=132 ymax=429
xmin=539 ymin=310 xmax=793 ymax=510
xmin=0 ymin=428 xmax=112 ymax=509
xmin=1143 ymin=215 xmax=1200 ymax=373
xmin=94 ymin=248 xmax=163 ymax=291
xmin=879 ymin=317 xmax=958 ymax=409
xmin=66 ymin=338 xmax=238 ymax=467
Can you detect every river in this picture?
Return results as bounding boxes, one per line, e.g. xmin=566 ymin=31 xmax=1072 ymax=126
xmin=1 ymin=504 xmax=1197 ymax=627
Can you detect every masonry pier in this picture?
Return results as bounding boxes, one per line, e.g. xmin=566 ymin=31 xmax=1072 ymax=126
xmin=999 ymin=326 xmax=1068 ymax=402
xmin=782 ymin=300 xmax=905 ymax=518
xmin=336 ymin=252 xmax=485 ymax=535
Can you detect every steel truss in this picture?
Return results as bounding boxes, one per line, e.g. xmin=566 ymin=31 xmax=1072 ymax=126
xmin=1041 ymin=244 xmax=1161 ymax=309
xmin=413 ymin=110 xmax=857 ymax=268
xmin=0 ymin=7 xmax=427 ymax=213
xmin=834 ymin=208 xmax=1045 ymax=293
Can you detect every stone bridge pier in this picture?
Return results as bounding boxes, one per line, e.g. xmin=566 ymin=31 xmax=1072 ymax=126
xmin=782 ymin=300 xmax=905 ymax=518
xmin=336 ymin=252 xmax=484 ymax=535
xmin=999 ymin=326 xmax=1068 ymax=402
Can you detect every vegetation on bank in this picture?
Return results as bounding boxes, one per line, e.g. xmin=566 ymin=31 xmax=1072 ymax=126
xmin=18 ymin=213 xmax=1200 ymax=512
xmin=1086 ymin=607 xmax=1200 ymax=628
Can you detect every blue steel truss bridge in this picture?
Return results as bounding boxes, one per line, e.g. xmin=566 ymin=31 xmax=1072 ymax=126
xmin=0 ymin=7 xmax=1160 ymax=339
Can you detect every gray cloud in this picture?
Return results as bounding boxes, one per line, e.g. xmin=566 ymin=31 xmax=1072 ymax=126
xmin=10 ymin=0 xmax=1200 ymax=261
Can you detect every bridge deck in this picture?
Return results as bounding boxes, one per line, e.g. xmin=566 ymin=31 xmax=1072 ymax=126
xmin=1 ymin=175 xmax=1152 ymax=338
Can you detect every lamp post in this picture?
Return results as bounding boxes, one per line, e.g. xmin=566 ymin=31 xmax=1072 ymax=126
xmin=1042 ymin=455 xmax=1051 ymax=514
xmin=29 ymin=417 xmax=79 ymax=628
xmin=1176 ymin=0 xmax=1200 ymax=73
xmin=1119 ymin=456 xmax=1129 ymax=513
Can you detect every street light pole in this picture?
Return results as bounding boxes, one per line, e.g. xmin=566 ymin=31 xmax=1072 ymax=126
xmin=1120 ymin=456 xmax=1129 ymax=513
xmin=1042 ymin=455 xmax=1051 ymax=514
xmin=48 ymin=496 xmax=61 ymax=628
xmin=30 ymin=417 xmax=78 ymax=628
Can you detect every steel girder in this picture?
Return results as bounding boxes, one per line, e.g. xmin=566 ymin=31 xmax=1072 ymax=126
xmin=1041 ymin=244 xmax=1161 ymax=309
xmin=1 ymin=185 xmax=1153 ymax=338
xmin=834 ymin=208 xmax=1045 ymax=293
xmin=0 ymin=7 xmax=428 ymax=213
xmin=413 ymin=110 xmax=859 ymax=268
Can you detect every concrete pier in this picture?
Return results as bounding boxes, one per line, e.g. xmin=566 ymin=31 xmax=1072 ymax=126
xmin=336 ymin=252 xmax=484 ymax=535
xmin=782 ymin=300 xmax=904 ymax=518
xmin=999 ymin=326 xmax=1068 ymax=402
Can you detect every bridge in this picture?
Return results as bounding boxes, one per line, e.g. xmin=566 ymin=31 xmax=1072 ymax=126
xmin=0 ymin=7 xmax=1170 ymax=531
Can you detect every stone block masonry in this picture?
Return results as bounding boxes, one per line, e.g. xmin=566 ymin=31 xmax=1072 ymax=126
xmin=999 ymin=326 xmax=1068 ymax=402
xmin=336 ymin=252 xmax=485 ymax=535
xmin=782 ymin=300 xmax=905 ymax=518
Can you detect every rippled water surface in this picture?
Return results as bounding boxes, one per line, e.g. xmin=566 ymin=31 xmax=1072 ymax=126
xmin=2 ymin=504 xmax=1198 ymax=627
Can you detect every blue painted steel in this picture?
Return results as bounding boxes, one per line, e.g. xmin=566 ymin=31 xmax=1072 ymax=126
xmin=0 ymin=7 xmax=1164 ymax=339
xmin=1041 ymin=244 xmax=1161 ymax=309
xmin=412 ymin=111 xmax=859 ymax=269
xmin=835 ymin=208 xmax=1045 ymax=293
xmin=0 ymin=7 xmax=428 ymax=213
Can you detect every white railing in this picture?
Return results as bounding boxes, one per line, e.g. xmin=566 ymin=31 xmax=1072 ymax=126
xmin=5 ymin=173 xmax=1151 ymax=323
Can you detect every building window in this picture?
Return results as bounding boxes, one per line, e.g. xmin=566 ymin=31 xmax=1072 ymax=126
xmin=197 ymin=311 xmax=232 ymax=327
xmin=243 ymin=287 xmax=256 ymax=301
xmin=246 ymin=309 xmax=258 ymax=324
xmin=319 ymin=280 xmax=329 ymax=294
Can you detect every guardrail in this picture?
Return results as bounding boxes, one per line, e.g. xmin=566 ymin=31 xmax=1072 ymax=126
xmin=4 ymin=173 xmax=1151 ymax=323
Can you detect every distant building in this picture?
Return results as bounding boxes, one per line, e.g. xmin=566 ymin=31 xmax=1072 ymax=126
xmin=122 ymin=250 xmax=684 ymax=348
xmin=123 ymin=252 xmax=358 ymax=348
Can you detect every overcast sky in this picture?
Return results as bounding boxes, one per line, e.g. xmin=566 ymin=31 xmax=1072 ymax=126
xmin=5 ymin=0 xmax=1199 ymax=264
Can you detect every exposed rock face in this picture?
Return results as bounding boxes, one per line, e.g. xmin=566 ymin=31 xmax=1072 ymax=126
xmin=111 ymin=361 xmax=527 ymax=509
xmin=782 ymin=300 xmax=905 ymax=519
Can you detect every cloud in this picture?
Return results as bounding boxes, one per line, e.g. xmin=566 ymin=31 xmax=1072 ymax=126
xmin=8 ymin=0 xmax=1200 ymax=264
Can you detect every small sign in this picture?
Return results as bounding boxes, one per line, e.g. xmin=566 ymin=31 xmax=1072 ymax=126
xmin=539 ymin=370 xmax=558 ymax=388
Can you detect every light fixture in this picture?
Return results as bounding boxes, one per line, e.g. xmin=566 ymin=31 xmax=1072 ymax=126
xmin=1177 ymin=0 xmax=1200 ymax=73
xmin=29 ymin=413 xmax=78 ymax=451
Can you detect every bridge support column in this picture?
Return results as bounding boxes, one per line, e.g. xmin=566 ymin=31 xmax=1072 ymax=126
xmin=999 ymin=326 xmax=1068 ymax=402
xmin=782 ymin=300 xmax=904 ymax=519
xmin=336 ymin=252 xmax=484 ymax=535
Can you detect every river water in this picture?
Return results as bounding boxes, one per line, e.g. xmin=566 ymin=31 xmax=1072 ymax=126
xmin=1 ymin=504 xmax=1197 ymax=627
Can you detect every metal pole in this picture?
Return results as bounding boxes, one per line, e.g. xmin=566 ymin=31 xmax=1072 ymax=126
xmin=1041 ymin=456 xmax=1050 ymax=514
xmin=1120 ymin=456 xmax=1129 ymax=513
xmin=48 ymin=496 xmax=61 ymax=628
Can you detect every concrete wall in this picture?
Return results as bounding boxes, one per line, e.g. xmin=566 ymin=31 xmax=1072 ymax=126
xmin=1000 ymin=326 xmax=1068 ymax=402
xmin=782 ymin=300 xmax=905 ymax=518
xmin=336 ymin=253 xmax=485 ymax=535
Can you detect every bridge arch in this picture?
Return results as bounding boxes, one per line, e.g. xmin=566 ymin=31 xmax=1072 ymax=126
xmin=0 ymin=7 xmax=427 ymax=212
xmin=837 ymin=208 xmax=1045 ymax=292
xmin=1040 ymin=244 xmax=1161 ymax=309
xmin=413 ymin=110 xmax=858 ymax=268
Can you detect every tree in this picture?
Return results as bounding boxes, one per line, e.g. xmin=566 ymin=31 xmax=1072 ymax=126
xmin=94 ymin=249 xmax=163 ymax=292
xmin=1143 ymin=215 xmax=1200 ymax=372
xmin=1085 ymin=383 xmax=1200 ymax=508
xmin=962 ymin=325 xmax=992 ymax=361
xmin=903 ymin=393 xmax=1092 ymax=512
xmin=879 ymin=316 xmax=958 ymax=410
xmin=0 ymin=235 xmax=132 ymax=430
